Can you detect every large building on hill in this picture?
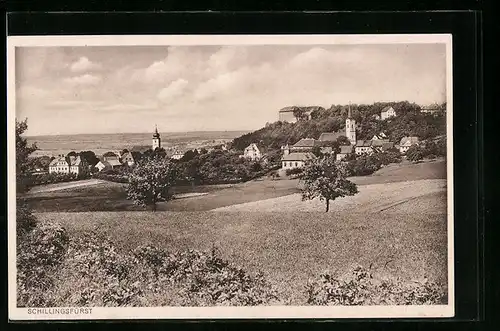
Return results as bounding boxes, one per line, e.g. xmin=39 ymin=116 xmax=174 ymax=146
xmin=278 ymin=106 xmax=320 ymax=123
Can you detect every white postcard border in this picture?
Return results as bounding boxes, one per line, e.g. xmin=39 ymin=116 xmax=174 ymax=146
xmin=7 ymin=33 xmax=454 ymax=320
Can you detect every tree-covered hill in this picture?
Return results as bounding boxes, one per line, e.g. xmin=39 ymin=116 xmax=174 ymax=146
xmin=232 ymin=101 xmax=446 ymax=151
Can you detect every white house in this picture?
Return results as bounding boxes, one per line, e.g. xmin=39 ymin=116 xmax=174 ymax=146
xmin=120 ymin=151 xmax=136 ymax=166
xmin=336 ymin=145 xmax=354 ymax=161
xmin=355 ymin=140 xmax=373 ymax=155
xmin=381 ymin=106 xmax=396 ymax=120
xmin=48 ymin=155 xmax=86 ymax=175
xmin=399 ymin=136 xmax=420 ymax=154
xmin=281 ymin=152 xmax=315 ymax=170
xmin=171 ymin=150 xmax=185 ymax=160
xmin=95 ymin=161 xmax=108 ymax=172
xmin=241 ymin=143 xmax=262 ymax=161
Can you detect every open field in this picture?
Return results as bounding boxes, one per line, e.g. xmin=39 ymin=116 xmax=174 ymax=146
xmin=212 ymin=179 xmax=447 ymax=213
xmin=25 ymin=160 xmax=445 ymax=213
xmin=36 ymin=210 xmax=448 ymax=304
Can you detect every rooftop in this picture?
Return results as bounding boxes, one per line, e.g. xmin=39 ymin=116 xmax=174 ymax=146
xmin=292 ymin=138 xmax=316 ymax=148
xmin=282 ymin=152 xmax=316 ymax=161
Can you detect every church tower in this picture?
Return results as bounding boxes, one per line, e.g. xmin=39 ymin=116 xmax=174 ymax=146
xmin=345 ymin=102 xmax=356 ymax=145
xmin=152 ymin=125 xmax=161 ymax=150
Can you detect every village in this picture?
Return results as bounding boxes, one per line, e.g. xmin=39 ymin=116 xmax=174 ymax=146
xmin=39 ymin=103 xmax=441 ymax=180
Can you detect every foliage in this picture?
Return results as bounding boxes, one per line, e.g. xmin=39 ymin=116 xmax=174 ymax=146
xmin=79 ymin=150 xmax=100 ymax=166
xmin=300 ymin=156 xmax=358 ymax=212
xmin=285 ymin=167 xmax=304 ymax=176
xmin=406 ymin=145 xmax=424 ymax=162
xmin=31 ymin=172 xmax=90 ymax=186
xmin=177 ymin=150 xmax=273 ymax=185
xmin=92 ymin=169 xmax=129 ymax=183
xmin=16 ymin=118 xmax=38 ymax=193
xmin=346 ymin=154 xmax=384 ymax=176
xmin=24 ymin=231 xmax=278 ymax=307
xmin=17 ymin=222 xmax=69 ymax=307
xmin=16 ymin=199 xmax=38 ymax=240
xmin=127 ymin=156 xmax=178 ymax=211
xmin=306 ymin=265 xmax=447 ymax=305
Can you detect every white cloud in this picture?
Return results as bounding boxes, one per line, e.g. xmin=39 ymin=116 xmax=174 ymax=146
xmin=157 ymin=78 xmax=189 ymax=103
xmin=64 ymin=74 xmax=102 ymax=86
xmin=70 ymin=56 xmax=102 ymax=73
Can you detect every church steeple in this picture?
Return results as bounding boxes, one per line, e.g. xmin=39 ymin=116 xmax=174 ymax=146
xmin=345 ymin=101 xmax=356 ymax=145
xmin=152 ymin=125 xmax=161 ymax=149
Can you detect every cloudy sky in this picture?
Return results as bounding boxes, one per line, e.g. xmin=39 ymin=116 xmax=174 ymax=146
xmin=16 ymin=43 xmax=446 ymax=136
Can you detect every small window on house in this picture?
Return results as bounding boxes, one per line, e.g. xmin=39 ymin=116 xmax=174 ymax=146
xmin=295 ymin=162 xmax=298 ymax=167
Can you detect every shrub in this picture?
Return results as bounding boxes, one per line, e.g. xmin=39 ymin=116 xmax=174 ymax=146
xmin=92 ymin=171 xmax=129 ymax=183
xmin=31 ymin=172 xmax=90 ymax=186
xmin=306 ymin=265 xmax=447 ymax=306
xmin=17 ymin=222 xmax=69 ymax=307
xmin=46 ymin=234 xmax=277 ymax=307
xmin=347 ymin=155 xmax=382 ymax=176
xmin=16 ymin=199 xmax=37 ymax=239
xmin=285 ymin=168 xmax=304 ymax=176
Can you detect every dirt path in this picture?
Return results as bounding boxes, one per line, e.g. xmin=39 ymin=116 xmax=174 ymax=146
xmin=28 ymin=179 xmax=107 ymax=194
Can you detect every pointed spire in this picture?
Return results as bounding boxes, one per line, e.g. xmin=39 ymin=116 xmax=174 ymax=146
xmin=348 ymin=101 xmax=352 ymax=119
xmin=155 ymin=124 xmax=158 ymax=134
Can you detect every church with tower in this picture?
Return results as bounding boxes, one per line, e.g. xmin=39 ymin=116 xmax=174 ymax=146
xmin=152 ymin=125 xmax=161 ymax=150
xmin=345 ymin=103 xmax=356 ymax=145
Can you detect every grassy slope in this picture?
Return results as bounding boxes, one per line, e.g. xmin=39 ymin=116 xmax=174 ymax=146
xmin=26 ymin=160 xmax=445 ymax=213
xmin=37 ymin=210 xmax=447 ymax=304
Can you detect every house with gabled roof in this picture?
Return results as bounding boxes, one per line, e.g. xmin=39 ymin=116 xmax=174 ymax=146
xmin=381 ymin=106 xmax=397 ymax=120
xmin=336 ymin=145 xmax=354 ymax=161
xmin=399 ymin=136 xmax=420 ymax=154
xmin=281 ymin=152 xmax=315 ymax=170
xmin=290 ymin=138 xmax=316 ymax=152
xmin=355 ymin=140 xmax=374 ymax=155
xmin=241 ymin=143 xmax=262 ymax=161
xmin=49 ymin=155 xmax=86 ymax=175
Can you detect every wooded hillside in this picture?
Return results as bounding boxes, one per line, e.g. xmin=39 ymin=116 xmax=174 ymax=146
xmin=232 ymin=101 xmax=446 ymax=151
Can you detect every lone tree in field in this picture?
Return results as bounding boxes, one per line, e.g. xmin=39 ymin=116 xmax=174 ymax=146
xmin=300 ymin=156 xmax=358 ymax=212
xmin=127 ymin=156 xmax=178 ymax=212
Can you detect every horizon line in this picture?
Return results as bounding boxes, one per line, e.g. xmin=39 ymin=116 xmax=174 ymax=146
xmin=24 ymin=129 xmax=253 ymax=138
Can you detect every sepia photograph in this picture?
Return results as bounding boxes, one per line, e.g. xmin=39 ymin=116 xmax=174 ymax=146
xmin=8 ymin=34 xmax=453 ymax=320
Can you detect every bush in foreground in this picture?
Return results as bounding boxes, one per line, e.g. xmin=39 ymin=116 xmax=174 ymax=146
xmin=306 ymin=265 xmax=446 ymax=306
xmin=44 ymin=234 xmax=277 ymax=307
xmin=17 ymin=222 xmax=69 ymax=307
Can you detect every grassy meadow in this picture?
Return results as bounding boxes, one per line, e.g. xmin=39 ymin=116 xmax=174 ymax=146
xmin=36 ymin=210 xmax=448 ymax=304
xmin=22 ymin=159 xmax=448 ymax=305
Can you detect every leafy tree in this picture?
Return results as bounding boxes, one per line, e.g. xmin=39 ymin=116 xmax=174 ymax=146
xmin=180 ymin=149 xmax=198 ymax=162
xmin=16 ymin=118 xmax=38 ymax=193
xmin=406 ymin=145 xmax=424 ymax=162
xmin=300 ymin=157 xmax=358 ymax=212
xmin=79 ymin=150 xmax=99 ymax=166
xmin=127 ymin=156 xmax=178 ymax=212
xmin=311 ymin=145 xmax=323 ymax=157
xmin=67 ymin=151 xmax=77 ymax=158
xmin=336 ymin=135 xmax=351 ymax=146
xmin=293 ymin=108 xmax=308 ymax=121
